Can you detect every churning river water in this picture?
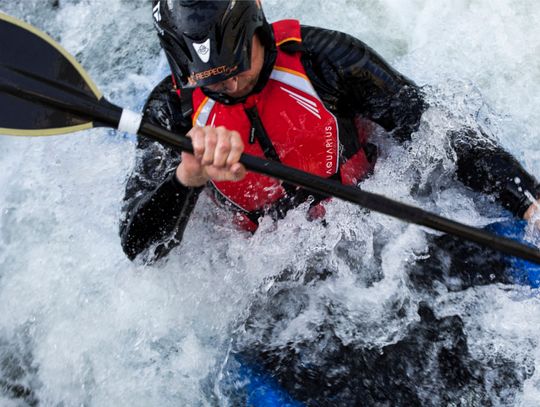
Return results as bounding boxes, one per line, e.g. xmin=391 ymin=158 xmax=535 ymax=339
xmin=1 ymin=0 xmax=540 ymax=406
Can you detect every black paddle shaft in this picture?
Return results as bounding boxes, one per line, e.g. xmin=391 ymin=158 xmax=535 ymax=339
xmin=2 ymin=60 xmax=540 ymax=265
xmin=141 ymin=122 xmax=540 ymax=265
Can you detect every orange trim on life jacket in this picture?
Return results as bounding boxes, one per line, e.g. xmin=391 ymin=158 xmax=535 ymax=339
xmin=276 ymin=37 xmax=302 ymax=47
xmin=273 ymin=65 xmax=309 ymax=81
xmin=192 ymin=96 xmax=210 ymax=127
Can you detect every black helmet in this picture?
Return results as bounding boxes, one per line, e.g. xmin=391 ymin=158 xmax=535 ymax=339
xmin=152 ymin=0 xmax=270 ymax=89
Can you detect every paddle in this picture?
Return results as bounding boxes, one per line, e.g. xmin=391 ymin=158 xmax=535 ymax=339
xmin=2 ymin=13 xmax=540 ymax=265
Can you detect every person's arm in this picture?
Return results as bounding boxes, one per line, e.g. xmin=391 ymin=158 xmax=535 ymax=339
xmin=450 ymin=128 xmax=540 ymax=219
xmin=120 ymin=76 xmax=203 ymax=262
xmin=302 ymin=26 xmax=540 ymax=219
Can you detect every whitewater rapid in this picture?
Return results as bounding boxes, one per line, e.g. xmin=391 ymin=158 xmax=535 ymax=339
xmin=1 ymin=0 xmax=540 ymax=406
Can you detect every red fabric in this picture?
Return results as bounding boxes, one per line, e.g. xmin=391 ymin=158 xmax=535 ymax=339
xmin=233 ymin=213 xmax=259 ymax=233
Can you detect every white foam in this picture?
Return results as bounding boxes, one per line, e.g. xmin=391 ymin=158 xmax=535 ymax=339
xmin=1 ymin=0 xmax=540 ymax=405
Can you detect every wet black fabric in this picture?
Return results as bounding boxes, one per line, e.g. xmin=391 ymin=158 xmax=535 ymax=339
xmin=242 ymin=304 xmax=528 ymax=407
xmin=120 ymin=25 xmax=539 ymax=263
xmin=235 ymin=235 xmax=529 ymax=406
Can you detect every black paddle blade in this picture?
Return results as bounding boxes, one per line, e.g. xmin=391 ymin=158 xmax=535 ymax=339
xmin=0 ymin=12 xmax=102 ymax=136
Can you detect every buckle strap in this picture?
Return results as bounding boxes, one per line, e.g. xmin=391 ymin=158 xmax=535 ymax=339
xmin=243 ymin=105 xmax=333 ymax=224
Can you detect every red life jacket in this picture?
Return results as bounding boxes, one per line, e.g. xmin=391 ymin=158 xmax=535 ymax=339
xmin=187 ymin=20 xmax=373 ymax=231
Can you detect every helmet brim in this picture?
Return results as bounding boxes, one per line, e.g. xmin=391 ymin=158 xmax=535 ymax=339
xmin=182 ymin=57 xmax=251 ymax=89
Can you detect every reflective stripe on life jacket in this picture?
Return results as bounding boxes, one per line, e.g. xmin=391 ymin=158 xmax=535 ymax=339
xmin=188 ymin=20 xmax=373 ymax=230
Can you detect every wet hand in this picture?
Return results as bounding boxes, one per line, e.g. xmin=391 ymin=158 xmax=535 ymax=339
xmin=524 ymin=199 xmax=540 ymax=230
xmin=176 ymin=126 xmax=246 ymax=187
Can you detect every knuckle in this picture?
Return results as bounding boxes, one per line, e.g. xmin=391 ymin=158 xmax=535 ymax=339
xmin=206 ymin=137 xmax=217 ymax=149
xmin=205 ymin=131 xmax=217 ymax=145
xmin=189 ymin=127 xmax=202 ymax=137
xmin=193 ymin=137 xmax=205 ymax=150
xmin=218 ymin=134 xmax=231 ymax=148
xmin=231 ymin=132 xmax=243 ymax=145
xmin=205 ymin=126 xmax=217 ymax=135
xmin=217 ymin=143 xmax=230 ymax=154
xmin=231 ymin=141 xmax=243 ymax=153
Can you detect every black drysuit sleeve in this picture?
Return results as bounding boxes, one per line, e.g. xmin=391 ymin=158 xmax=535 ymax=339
xmin=300 ymin=26 xmax=540 ymax=217
xmin=119 ymin=76 xmax=202 ymax=262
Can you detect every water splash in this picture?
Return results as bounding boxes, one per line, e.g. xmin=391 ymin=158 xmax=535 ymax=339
xmin=1 ymin=0 xmax=540 ymax=406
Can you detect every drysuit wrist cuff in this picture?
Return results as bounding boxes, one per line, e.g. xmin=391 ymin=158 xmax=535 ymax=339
xmin=167 ymin=171 xmax=201 ymax=193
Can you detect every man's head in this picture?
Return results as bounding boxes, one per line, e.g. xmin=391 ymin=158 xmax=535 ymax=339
xmin=152 ymin=0 xmax=270 ymax=95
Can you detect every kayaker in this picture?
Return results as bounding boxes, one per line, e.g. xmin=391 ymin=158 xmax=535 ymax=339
xmin=118 ymin=1 xmax=540 ymax=404
xmin=120 ymin=0 xmax=540 ymax=263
